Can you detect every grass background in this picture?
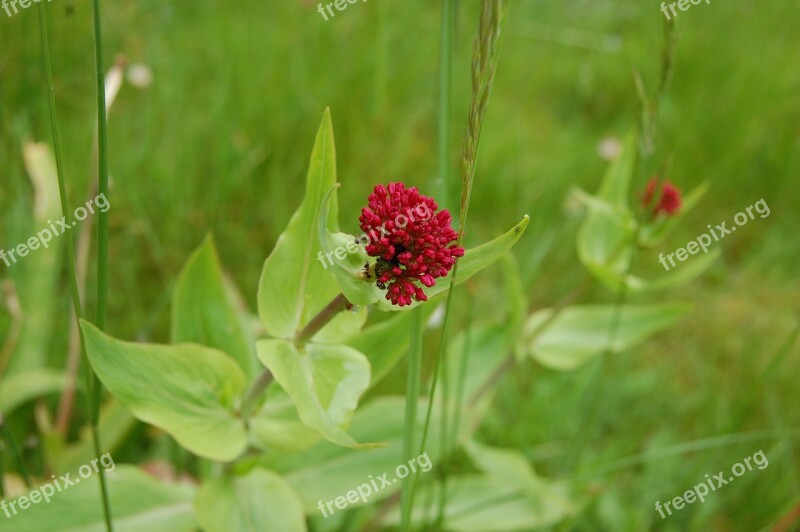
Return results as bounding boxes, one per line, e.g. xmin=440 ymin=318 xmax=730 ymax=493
xmin=1 ymin=0 xmax=798 ymax=530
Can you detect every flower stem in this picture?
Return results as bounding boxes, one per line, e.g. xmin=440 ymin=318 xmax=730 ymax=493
xmin=242 ymin=294 xmax=351 ymax=420
xmin=241 ymin=369 xmax=273 ymax=421
xmin=295 ymin=293 xmax=351 ymax=344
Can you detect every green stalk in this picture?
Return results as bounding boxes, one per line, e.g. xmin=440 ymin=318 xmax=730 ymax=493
xmin=436 ymin=0 xmax=456 ymax=525
xmin=449 ymin=294 xmax=475 ymax=452
xmin=400 ymin=308 xmax=424 ymax=531
xmin=90 ymin=0 xmax=113 ymax=523
xmin=439 ymin=0 xmax=455 ymax=213
xmin=92 ymin=0 xmax=109 ymax=335
xmin=38 ymin=3 xmax=114 ymax=530
xmin=412 ymin=1 xmax=509 ymax=528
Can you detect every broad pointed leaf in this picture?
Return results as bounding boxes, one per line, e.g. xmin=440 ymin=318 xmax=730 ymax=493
xmin=81 ymin=321 xmax=247 ymax=461
xmin=257 ymin=109 xmax=350 ymax=340
xmin=522 ymin=304 xmax=690 ymax=370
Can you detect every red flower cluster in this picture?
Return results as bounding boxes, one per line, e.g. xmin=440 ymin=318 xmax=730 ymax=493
xmin=359 ymin=183 xmax=464 ymax=307
xmin=642 ymin=177 xmax=682 ymax=216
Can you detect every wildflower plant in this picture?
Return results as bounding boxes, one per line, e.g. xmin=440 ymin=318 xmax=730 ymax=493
xmin=66 ymin=109 xmax=529 ymax=528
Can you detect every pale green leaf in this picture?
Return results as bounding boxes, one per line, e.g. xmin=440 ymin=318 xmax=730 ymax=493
xmin=577 ymin=131 xmax=637 ymax=287
xmin=1 ymin=465 xmax=196 ymax=532
xmin=256 ymin=339 xmax=380 ymax=449
xmin=523 ymin=304 xmax=690 ymax=370
xmin=625 ymin=248 xmax=721 ymax=293
xmin=257 ymin=109 xmax=347 ymax=340
xmin=249 ymin=384 xmax=321 ymax=453
xmin=195 ymin=468 xmax=306 ymax=532
xmin=383 ymin=475 xmax=574 ymax=531
xmin=376 ymin=215 xmax=530 ymax=311
xmin=263 ymin=396 xmax=444 ymax=514
xmin=80 ymin=321 xmax=247 ymax=461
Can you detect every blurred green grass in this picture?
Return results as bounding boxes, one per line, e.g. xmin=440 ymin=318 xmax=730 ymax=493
xmin=1 ymin=0 xmax=798 ymax=530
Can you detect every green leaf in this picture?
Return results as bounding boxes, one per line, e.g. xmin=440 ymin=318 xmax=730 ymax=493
xmin=522 ymin=304 xmax=690 ymax=370
xmin=625 ymin=248 xmax=721 ymax=293
xmin=384 ymin=441 xmax=577 ymax=531
xmin=1 ymin=465 xmax=196 ymax=532
xmin=0 ymin=369 xmax=74 ymax=415
xmin=258 ymin=109 xmax=351 ymax=340
xmin=464 ymin=440 xmax=537 ymax=490
xmin=249 ymin=385 xmax=321 ymax=453
xmin=80 ymin=321 xmax=247 ymax=461
xmin=383 ymin=475 xmax=574 ymax=531
xmin=465 ymin=441 xmax=575 ymax=524
xmin=195 ymin=468 xmax=306 ymax=532
xmin=172 ymin=235 xmax=256 ymax=379
xmin=376 ymin=215 xmax=530 ymax=311
xmin=256 ymin=339 xmax=380 ymax=449
xmin=577 ymin=131 xmax=638 ymax=288
xmin=262 ymin=396 xmax=444 ymax=514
